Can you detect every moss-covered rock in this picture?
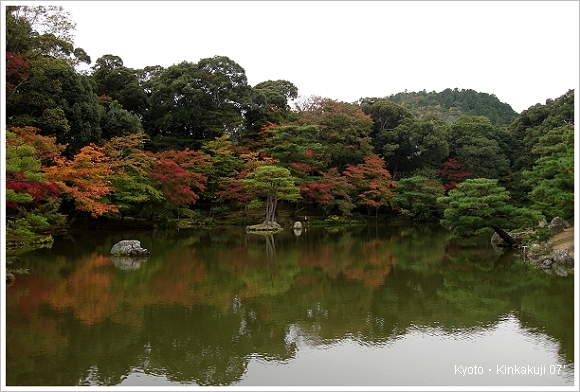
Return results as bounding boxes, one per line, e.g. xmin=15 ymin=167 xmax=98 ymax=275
xmin=245 ymin=222 xmax=283 ymax=233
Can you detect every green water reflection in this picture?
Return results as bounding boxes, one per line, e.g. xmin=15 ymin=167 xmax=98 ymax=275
xmin=5 ymin=224 xmax=575 ymax=386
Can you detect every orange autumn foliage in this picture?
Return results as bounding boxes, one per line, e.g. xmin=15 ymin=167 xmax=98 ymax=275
xmin=46 ymin=144 xmax=118 ymax=217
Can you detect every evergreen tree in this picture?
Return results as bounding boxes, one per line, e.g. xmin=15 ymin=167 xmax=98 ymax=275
xmin=522 ymin=126 xmax=574 ymax=221
xmin=390 ymin=176 xmax=446 ymax=221
xmin=240 ymin=165 xmax=301 ymax=225
xmin=437 ymin=178 xmax=541 ymax=245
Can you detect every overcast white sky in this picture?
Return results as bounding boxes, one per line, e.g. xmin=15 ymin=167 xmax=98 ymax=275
xmin=7 ymin=1 xmax=580 ymax=113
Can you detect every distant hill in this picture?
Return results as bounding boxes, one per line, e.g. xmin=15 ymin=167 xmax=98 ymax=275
xmin=385 ymin=88 xmax=518 ymax=126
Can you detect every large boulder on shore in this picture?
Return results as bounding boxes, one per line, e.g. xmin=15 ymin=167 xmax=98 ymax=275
xmin=553 ymin=249 xmax=574 ymax=265
xmin=111 ymin=240 xmax=150 ymax=256
xmin=548 ymin=217 xmax=565 ymax=234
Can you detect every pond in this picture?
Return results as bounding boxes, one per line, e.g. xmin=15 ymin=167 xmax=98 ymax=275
xmin=4 ymin=224 xmax=575 ymax=387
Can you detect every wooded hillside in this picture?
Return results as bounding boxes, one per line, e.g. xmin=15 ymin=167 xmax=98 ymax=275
xmin=5 ymin=6 xmax=575 ymax=243
xmin=385 ymin=88 xmax=519 ymax=126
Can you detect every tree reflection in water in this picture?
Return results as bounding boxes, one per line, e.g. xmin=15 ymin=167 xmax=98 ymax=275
xmin=4 ymin=225 xmax=575 ymax=386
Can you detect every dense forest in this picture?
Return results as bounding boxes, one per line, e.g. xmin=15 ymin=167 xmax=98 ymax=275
xmin=385 ymin=89 xmax=518 ymax=126
xmin=5 ymin=6 xmax=575 ymax=244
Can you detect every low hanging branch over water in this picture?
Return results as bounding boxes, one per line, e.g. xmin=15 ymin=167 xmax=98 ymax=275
xmin=491 ymin=225 xmax=516 ymax=246
xmin=437 ymin=178 xmax=541 ymax=246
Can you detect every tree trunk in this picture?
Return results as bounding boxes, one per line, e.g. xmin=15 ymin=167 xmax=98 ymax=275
xmin=264 ymin=194 xmax=278 ymax=225
xmin=68 ymin=211 xmax=79 ymax=226
xmin=264 ymin=195 xmax=271 ymax=224
xmin=491 ymin=225 xmax=516 ymax=246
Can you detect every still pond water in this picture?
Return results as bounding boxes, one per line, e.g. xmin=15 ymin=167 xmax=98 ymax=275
xmin=5 ymin=224 xmax=575 ymax=387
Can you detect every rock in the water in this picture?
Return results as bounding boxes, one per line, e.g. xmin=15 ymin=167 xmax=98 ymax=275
xmin=293 ymin=221 xmax=303 ymax=229
xmin=246 ymin=222 xmax=283 ymax=233
xmin=111 ymin=240 xmax=150 ymax=256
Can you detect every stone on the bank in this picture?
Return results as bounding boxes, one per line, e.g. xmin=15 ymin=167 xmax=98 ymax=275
xmin=528 ymin=254 xmax=552 ymax=265
xmin=541 ymin=259 xmax=553 ymax=269
xmin=111 ymin=240 xmax=150 ymax=256
xmin=529 ymin=243 xmax=543 ymax=253
xmin=553 ymin=249 xmax=574 ymax=265
xmin=548 ymin=217 xmax=564 ymax=234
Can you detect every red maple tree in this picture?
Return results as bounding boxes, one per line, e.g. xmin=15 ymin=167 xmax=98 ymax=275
xmin=440 ymin=158 xmax=473 ymax=191
xmin=344 ymin=154 xmax=395 ymax=216
xmin=149 ymin=149 xmax=211 ymax=207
